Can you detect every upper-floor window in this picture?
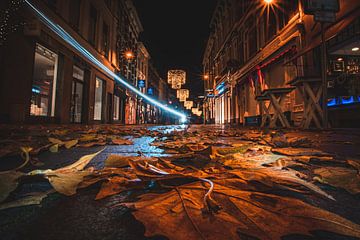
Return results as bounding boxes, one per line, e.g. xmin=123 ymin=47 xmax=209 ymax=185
xmin=47 ymin=0 xmax=57 ymax=11
xmin=266 ymin=9 xmax=277 ymax=41
xmin=69 ymin=0 xmax=81 ymax=31
xmin=102 ymin=22 xmax=110 ymax=58
xmin=89 ymin=5 xmax=97 ymax=46
xmin=278 ymin=0 xmax=299 ymax=30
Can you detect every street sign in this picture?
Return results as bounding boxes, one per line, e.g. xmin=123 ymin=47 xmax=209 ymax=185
xmin=138 ymin=80 xmax=145 ymax=88
xmin=147 ymin=87 xmax=153 ymax=95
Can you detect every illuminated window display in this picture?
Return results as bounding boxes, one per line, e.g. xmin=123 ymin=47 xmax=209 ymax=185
xmin=30 ymin=44 xmax=58 ymax=117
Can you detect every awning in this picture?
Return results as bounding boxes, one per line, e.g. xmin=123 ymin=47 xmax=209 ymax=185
xmin=285 ymin=7 xmax=360 ymax=63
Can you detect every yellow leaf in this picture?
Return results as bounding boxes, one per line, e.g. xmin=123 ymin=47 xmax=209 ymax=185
xmin=64 ymin=139 xmax=78 ymax=149
xmin=48 ymin=137 xmax=64 ymax=145
xmin=49 ymin=144 xmax=59 ymax=153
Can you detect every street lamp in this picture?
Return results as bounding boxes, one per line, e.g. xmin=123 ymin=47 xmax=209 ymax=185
xmin=124 ymin=50 xmax=135 ymax=61
xmin=203 ymin=74 xmax=209 ymax=80
xmin=264 ymin=0 xmax=273 ymax=4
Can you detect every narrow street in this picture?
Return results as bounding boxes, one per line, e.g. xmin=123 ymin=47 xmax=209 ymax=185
xmin=1 ymin=0 xmax=360 ymax=239
xmin=1 ymin=124 xmax=360 ymax=240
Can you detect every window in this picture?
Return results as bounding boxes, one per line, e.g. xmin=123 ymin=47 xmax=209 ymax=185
xmin=30 ymin=44 xmax=58 ymax=117
xmin=69 ymin=0 xmax=81 ymax=31
xmin=94 ymin=77 xmax=104 ymax=120
xmin=267 ymin=9 xmax=277 ymax=41
xmin=114 ymin=95 xmax=120 ymax=121
xmin=71 ymin=66 xmax=84 ymax=123
xmin=102 ymin=22 xmax=109 ymax=58
xmin=47 ymin=0 xmax=57 ymax=10
xmin=89 ymin=5 xmax=97 ymax=46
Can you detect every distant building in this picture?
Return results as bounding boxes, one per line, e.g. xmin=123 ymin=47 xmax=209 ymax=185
xmin=136 ymin=42 xmax=150 ymax=124
xmin=147 ymin=61 xmax=172 ymax=124
xmin=203 ymin=0 xmax=360 ymax=127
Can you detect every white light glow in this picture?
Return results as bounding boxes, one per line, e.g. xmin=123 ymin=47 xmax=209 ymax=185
xmin=352 ymin=47 xmax=359 ymax=52
xmin=25 ymin=0 xmax=186 ymax=122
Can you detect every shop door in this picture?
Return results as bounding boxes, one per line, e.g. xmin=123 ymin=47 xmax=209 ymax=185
xmin=71 ymin=81 xmax=84 ymax=123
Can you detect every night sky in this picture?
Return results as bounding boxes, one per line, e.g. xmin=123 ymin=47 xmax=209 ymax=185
xmin=133 ymin=0 xmax=217 ymax=99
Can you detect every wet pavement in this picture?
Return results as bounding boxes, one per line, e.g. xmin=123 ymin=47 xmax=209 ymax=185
xmin=0 ymin=124 xmax=360 ymax=240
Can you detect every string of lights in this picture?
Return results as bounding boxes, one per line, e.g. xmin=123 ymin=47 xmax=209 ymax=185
xmin=0 ymin=0 xmax=25 ymax=46
xmin=24 ymin=0 xmax=187 ymax=123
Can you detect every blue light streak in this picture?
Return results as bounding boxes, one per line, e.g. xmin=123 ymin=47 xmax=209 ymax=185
xmin=24 ymin=0 xmax=187 ymax=123
xmin=341 ymin=96 xmax=354 ymax=105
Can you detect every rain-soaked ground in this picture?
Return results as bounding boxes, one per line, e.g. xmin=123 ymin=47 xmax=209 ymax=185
xmin=0 ymin=125 xmax=185 ymax=240
xmin=0 ymin=124 xmax=360 ymax=240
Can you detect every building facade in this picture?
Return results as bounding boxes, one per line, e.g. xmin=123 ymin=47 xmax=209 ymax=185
xmin=0 ymin=0 xmax=167 ymax=125
xmin=203 ymin=0 xmax=360 ymax=127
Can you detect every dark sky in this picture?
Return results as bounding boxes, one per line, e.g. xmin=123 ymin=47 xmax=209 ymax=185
xmin=133 ymin=0 xmax=217 ymax=99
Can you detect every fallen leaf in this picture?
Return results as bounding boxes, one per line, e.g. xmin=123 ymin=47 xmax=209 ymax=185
xmin=46 ymin=171 xmax=92 ymax=196
xmin=314 ymin=166 xmax=360 ymax=194
xmin=111 ymin=138 xmax=133 ymax=145
xmin=0 ymin=171 xmax=24 ymax=203
xmin=57 ymin=149 xmax=104 ymax=172
xmin=49 ymin=144 xmax=59 ymax=153
xmin=95 ymin=176 xmax=127 ymax=200
xmin=0 ymin=190 xmax=54 ymax=211
xmin=78 ymin=141 xmax=106 ymax=148
xmin=79 ymin=134 xmax=98 ymax=142
xmin=48 ymin=137 xmax=64 ymax=145
xmin=64 ymin=139 xmax=78 ymax=149
xmin=122 ymin=181 xmax=360 ymax=240
xmin=272 ymin=148 xmax=331 ymax=157
xmin=186 ymin=144 xmax=209 ymax=152
xmin=104 ymin=155 xmax=157 ymax=168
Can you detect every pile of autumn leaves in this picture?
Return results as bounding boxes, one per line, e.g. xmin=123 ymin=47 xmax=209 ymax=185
xmin=1 ymin=128 xmax=360 ymax=240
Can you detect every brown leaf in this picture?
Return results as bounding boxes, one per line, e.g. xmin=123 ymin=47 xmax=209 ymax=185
xmin=186 ymin=144 xmax=209 ymax=152
xmin=79 ymin=134 xmax=98 ymax=142
xmin=272 ymin=148 xmax=331 ymax=157
xmin=48 ymin=137 xmax=64 ymax=145
xmin=110 ymin=138 xmax=133 ymax=145
xmin=104 ymin=155 xmax=156 ymax=168
xmin=123 ymin=181 xmax=360 ymax=240
xmin=314 ymin=166 xmax=360 ymax=194
xmin=64 ymin=139 xmax=78 ymax=149
xmin=0 ymin=171 xmax=24 ymax=203
xmin=0 ymin=190 xmax=54 ymax=210
xmin=78 ymin=141 xmax=106 ymax=148
xmin=95 ymin=176 xmax=127 ymax=200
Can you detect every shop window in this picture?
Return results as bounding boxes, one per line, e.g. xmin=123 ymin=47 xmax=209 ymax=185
xmin=102 ymin=22 xmax=109 ymax=58
xmin=30 ymin=44 xmax=58 ymax=117
xmin=94 ymin=77 xmax=104 ymax=120
xmin=114 ymin=95 xmax=120 ymax=121
xmin=71 ymin=66 xmax=84 ymax=123
xmin=89 ymin=5 xmax=97 ymax=46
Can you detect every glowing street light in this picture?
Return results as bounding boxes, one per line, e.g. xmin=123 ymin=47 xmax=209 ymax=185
xmin=203 ymin=74 xmax=209 ymax=80
xmin=264 ymin=0 xmax=273 ymax=4
xmin=124 ymin=50 xmax=135 ymax=61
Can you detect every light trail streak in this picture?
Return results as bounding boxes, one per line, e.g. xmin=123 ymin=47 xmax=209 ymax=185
xmin=24 ymin=0 xmax=187 ymax=123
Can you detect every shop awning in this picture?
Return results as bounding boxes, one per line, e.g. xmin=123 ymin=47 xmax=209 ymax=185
xmin=285 ymin=7 xmax=360 ymax=64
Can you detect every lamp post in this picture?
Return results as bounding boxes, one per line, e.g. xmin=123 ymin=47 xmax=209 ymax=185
xmin=123 ymin=50 xmax=136 ymax=124
xmin=203 ymin=73 xmax=214 ymax=124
